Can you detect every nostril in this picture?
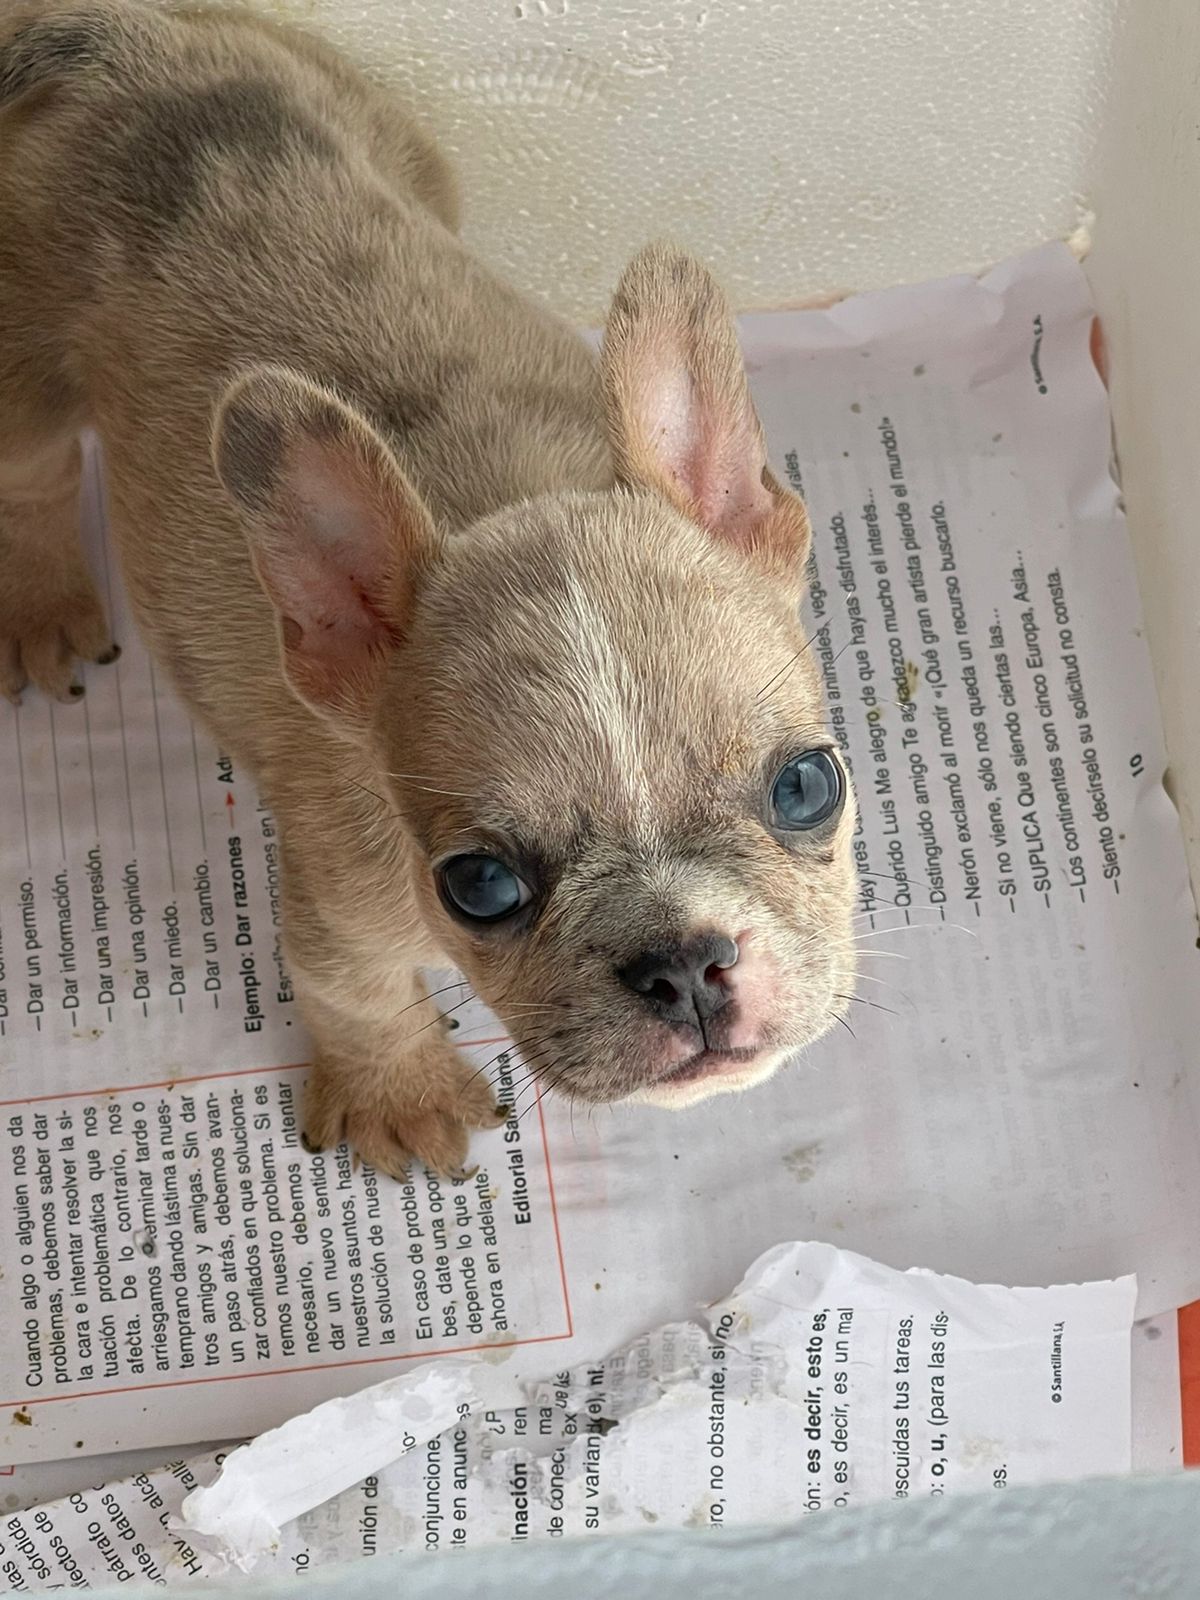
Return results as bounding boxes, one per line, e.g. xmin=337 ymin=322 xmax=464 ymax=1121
xmin=647 ymin=977 xmax=680 ymax=1008
xmin=710 ymin=937 xmax=739 ymax=971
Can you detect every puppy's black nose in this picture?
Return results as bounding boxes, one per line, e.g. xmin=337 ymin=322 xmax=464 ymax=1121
xmin=617 ymin=934 xmax=738 ymax=1029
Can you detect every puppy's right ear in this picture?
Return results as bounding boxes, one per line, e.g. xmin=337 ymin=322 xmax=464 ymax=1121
xmin=212 ymin=366 xmax=439 ymax=731
xmin=601 ymin=244 xmax=810 ymax=589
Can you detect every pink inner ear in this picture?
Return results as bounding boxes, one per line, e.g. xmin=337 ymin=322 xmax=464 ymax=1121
xmin=642 ymin=365 xmax=775 ymax=547
xmin=277 ymin=546 xmax=391 ymax=651
xmin=291 ymin=443 xmax=394 ymax=582
xmin=645 ymin=365 xmax=699 ymax=493
xmin=262 ymin=442 xmax=401 ymax=691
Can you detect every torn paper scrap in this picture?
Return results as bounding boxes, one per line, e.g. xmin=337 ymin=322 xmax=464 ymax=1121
xmin=284 ymin=1242 xmax=1138 ymax=1545
xmin=178 ymin=1357 xmax=520 ymax=1563
xmin=179 ymin=1240 xmax=1130 ymax=1567
xmin=0 ymin=1242 xmax=1136 ymax=1584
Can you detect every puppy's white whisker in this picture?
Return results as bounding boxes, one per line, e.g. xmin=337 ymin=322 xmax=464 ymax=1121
xmin=857 ymin=866 xmax=937 ymax=893
xmin=852 ymin=918 xmax=979 ymax=942
xmin=386 ymin=772 xmax=477 ymax=799
xmin=832 ymin=968 xmax=911 ymax=999
xmin=850 ymin=905 xmax=942 ymax=921
xmin=835 ymin=991 xmax=898 ymax=1018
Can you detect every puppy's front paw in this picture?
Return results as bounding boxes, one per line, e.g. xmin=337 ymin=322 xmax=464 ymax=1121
xmin=301 ymin=1039 xmax=505 ymax=1181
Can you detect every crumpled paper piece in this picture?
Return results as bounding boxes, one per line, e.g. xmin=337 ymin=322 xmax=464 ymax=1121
xmin=180 ymin=1241 xmax=1136 ymax=1566
xmin=178 ymin=1357 xmax=521 ymax=1563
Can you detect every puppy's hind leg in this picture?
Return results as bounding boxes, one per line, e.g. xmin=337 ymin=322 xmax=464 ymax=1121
xmin=0 ymin=429 xmax=117 ymax=705
xmin=0 ymin=4 xmax=119 ymax=703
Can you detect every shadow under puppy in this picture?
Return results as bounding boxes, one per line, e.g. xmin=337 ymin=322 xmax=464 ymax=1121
xmin=0 ymin=0 xmax=858 ymax=1176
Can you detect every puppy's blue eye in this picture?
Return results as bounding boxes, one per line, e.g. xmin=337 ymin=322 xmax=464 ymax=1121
xmin=439 ymin=854 xmax=529 ymax=923
xmin=770 ymin=750 xmax=843 ymax=831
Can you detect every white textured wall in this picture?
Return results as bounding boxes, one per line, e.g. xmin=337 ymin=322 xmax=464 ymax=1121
xmin=242 ymin=0 xmax=1116 ymax=320
xmin=1086 ymin=4 xmax=1200 ymax=889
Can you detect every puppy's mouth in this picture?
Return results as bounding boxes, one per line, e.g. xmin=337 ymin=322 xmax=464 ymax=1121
xmin=653 ymin=1044 xmax=763 ymax=1088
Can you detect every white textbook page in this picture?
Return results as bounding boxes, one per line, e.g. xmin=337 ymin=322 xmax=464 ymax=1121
xmin=0 ymin=244 xmax=1196 ymax=1469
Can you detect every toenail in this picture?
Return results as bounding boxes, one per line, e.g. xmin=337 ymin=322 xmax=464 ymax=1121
xmin=68 ymin=684 xmax=85 ymax=699
xmin=299 ymin=1131 xmax=322 ymax=1154
xmin=97 ymin=644 xmax=121 ymax=665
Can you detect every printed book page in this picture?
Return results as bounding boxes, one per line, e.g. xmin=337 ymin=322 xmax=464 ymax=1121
xmin=1 ymin=243 xmax=1197 ymax=1491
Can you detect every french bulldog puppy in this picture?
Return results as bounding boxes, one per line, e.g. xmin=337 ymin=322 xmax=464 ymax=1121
xmin=0 ymin=0 xmax=857 ymax=1176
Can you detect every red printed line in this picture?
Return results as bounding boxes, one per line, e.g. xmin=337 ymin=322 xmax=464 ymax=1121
xmin=1178 ymin=1303 xmax=1200 ymax=1466
xmin=0 ymin=1328 xmax=575 ymax=1411
xmin=535 ymin=1086 xmax=573 ymax=1341
xmin=0 ymin=1062 xmax=308 ymax=1108
xmin=2 ymin=1033 xmax=516 ymax=1105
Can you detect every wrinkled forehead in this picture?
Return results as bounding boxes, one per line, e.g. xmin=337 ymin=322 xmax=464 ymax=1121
xmin=389 ymin=497 xmax=825 ymax=845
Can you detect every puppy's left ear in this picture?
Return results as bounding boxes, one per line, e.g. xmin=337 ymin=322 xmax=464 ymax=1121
xmin=601 ymin=244 xmax=810 ymax=587
xmin=212 ymin=365 xmax=441 ymax=734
